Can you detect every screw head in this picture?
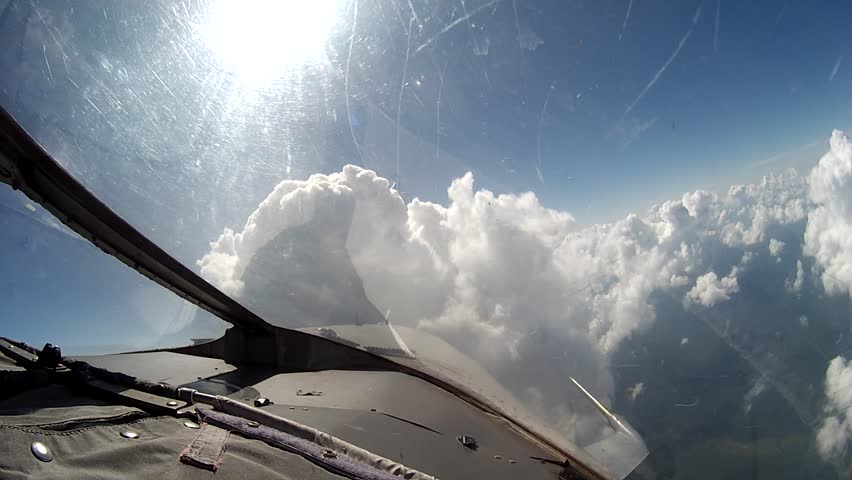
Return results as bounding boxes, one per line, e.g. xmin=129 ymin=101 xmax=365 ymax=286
xmin=31 ymin=442 xmax=53 ymax=462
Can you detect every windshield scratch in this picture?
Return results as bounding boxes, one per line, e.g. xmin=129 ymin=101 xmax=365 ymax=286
xmin=713 ymin=0 xmax=720 ymax=52
xmin=42 ymin=44 xmax=54 ymax=84
xmin=414 ymin=0 xmax=499 ymax=54
xmin=620 ymin=3 xmax=702 ymax=122
xmin=536 ymin=83 xmax=554 ymax=184
xmin=345 ymin=0 xmax=365 ymax=167
xmin=619 ymin=0 xmax=633 ymax=41
xmin=396 ymin=14 xmax=414 ymax=188
xmin=434 ymin=60 xmax=447 ymax=162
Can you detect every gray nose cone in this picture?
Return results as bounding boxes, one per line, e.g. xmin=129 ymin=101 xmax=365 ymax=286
xmin=31 ymin=441 xmax=53 ymax=462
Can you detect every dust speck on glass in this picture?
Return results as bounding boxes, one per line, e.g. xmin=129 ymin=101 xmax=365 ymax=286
xmin=1 ymin=0 xmax=851 ymax=478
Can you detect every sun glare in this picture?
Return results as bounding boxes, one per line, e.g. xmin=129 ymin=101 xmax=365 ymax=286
xmin=200 ymin=0 xmax=341 ymax=85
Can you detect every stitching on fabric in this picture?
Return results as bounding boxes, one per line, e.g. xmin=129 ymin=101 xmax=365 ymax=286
xmin=0 ymin=416 xmax=170 ymax=436
xmin=0 ymin=411 xmax=148 ymax=430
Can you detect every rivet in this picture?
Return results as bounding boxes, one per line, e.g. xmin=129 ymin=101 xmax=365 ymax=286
xmin=508 ymin=459 xmax=516 ymax=464
xmin=288 ymin=407 xmax=296 ymax=410
xmin=183 ymin=420 xmax=200 ymax=429
xmin=31 ymin=441 xmax=53 ymax=462
xmin=494 ymin=455 xmax=502 ymax=460
xmin=246 ymin=421 xmax=260 ymax=428
xmin=166 ymin=401 xmax=178 ymax=407
xmin=321 ymin=449 xmax=337 ymax=458
xmin=302 ymin=407 xmax=309 ymax=411
xmin=120 ymin=431 xmax=140 ymax=439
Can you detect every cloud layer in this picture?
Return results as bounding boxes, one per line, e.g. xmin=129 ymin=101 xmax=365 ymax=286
xmin=198 ymin=130 xmax=852 ymax=452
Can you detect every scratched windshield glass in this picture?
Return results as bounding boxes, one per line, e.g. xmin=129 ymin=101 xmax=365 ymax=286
xmin=1 ymin=0 xmax=852 ymax=478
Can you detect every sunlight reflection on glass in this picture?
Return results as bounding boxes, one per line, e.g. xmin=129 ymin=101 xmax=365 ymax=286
xmin=198 ymin=0 xmax=342 ymax=87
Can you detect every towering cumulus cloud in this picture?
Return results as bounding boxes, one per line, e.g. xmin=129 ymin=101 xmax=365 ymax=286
xmin=199 ymin=131 xmax=852 ymax=449
xmin=809 ymin=131 xmax=852 ymax=465
xmin=805 ymin=130 xmax=852 ymax=296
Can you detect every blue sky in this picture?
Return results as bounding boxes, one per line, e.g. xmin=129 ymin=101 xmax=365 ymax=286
xmin=388 ymin=0 xmax=852 ymax=222
xmin=0 ymin=0 xmax=850 ymax=351
xmin=2 ymin=0 xmax=850 ymax=224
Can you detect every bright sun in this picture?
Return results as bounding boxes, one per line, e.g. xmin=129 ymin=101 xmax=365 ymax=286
xmin=200 ymin=0 xmax=341 ymax=85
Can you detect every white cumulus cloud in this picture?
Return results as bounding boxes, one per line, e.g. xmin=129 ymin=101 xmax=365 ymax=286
xmin=817 ymin=356 xmax=852 ymax=460
xmin=786 ymin=259 xmax=805 ymax=292
xmin=197 ymin=131 xmax=852 ymax=449
xmin=629 ymin=382 xmax=645 ymax=401
xmin=686 ymin=268 xmax=740 ymax=307
xmin=769 ymin=238 xmax=785 ymax=256
xmin=804 ymin=130 xmax=852 ymax=296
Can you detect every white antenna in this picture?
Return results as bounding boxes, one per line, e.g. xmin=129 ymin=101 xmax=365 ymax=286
xmin=385 ymin=309 xmax=415 ymax=358
xmin=570 ymin=377 xmax=634 ymax=437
